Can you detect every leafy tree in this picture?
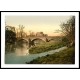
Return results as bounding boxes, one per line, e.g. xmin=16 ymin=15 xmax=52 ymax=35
xmin=5 ymin=30 xmax=16 ymax=44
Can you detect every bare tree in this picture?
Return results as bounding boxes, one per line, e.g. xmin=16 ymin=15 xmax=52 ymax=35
xmin=60 ymin=16 xmax=75 ymax=46
xmin=19 ymin=25 xmax=24 ymax=38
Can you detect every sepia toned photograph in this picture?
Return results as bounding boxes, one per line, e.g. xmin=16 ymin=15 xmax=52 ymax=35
xmin=1 ymin=12 xmax=79 ymax=68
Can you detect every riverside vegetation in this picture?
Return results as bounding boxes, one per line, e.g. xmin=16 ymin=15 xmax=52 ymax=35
xmin=29 ymin=41 xmax=66 ymax=54
xmin=26 ymin=16 xmax=75 ymax=64
xmin=27 ymin=47 xmax=75 ymax=64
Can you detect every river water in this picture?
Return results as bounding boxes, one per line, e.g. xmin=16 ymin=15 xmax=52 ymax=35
xmin=5 ymin=42 xmax=67 ymax=64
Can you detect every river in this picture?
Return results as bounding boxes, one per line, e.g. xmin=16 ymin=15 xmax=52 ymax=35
xmin=5 ymin=42 xmax=67 ymax=64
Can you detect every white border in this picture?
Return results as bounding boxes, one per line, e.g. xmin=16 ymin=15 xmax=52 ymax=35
xmin=1 ymin=12 xmax=79 ymax=68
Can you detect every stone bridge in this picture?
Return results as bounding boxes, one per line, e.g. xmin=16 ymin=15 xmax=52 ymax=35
xmin=17 ymin=36 xmax=54 ymax=42
xmin=16 ymin=36 xmax=56 ymax=48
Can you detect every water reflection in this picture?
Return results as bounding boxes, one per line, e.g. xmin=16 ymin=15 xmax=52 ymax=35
xmin=15 ymin=43 xmax=29 ymax=56
xmin=5 ymin=42 xmax=29 ymax=56
xmin=5 ymin=40 xmax=45 ymax=56
xmin=5 ymin=43 xmax=16 ymax=53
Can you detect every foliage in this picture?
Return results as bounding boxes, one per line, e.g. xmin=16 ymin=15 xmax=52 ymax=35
xmin=28 ymin=47 xmax=75 ymax=64
xmin=5 ymin=30 xmax=16 ymax=44
xmin=29 ymin=41 xmax=66 ymax=54
xmin=60 ymin=16 xmax=75 ymax=46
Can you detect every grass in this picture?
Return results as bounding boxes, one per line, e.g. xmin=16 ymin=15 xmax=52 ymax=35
xmin=29 ymin=41 xmax=66 ymax=54
xmin=27 ymin=47 xmax=75 ymax=64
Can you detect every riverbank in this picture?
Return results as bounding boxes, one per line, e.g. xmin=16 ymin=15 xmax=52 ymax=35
xmin=28 ymin=47 xmax=75 ymax=64
xmin=5 ymin=46 xmax=67 ymax=64
xmin=29 ymin=41 xmax=66 ymax=54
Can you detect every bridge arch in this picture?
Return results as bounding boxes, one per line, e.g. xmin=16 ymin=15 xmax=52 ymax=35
xmin=48 ymin=38 xmax=54 ymax=42
xmin=31 ymin=38 xmax=46 ymax=43
xmin=30 ymin=38 xmax=46 ymax=46
xmin=17 ymin=38 xmax=28 ymax=43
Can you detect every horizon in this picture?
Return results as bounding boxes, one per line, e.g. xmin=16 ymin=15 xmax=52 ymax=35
xmin=5 ymin=16 xmax=71 ymax=36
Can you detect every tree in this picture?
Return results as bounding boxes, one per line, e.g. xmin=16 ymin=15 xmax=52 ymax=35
xmin=29 ymin=31 xmax=35 ymax=37
xmin=19 ymin=25 xmax=24 ymax=38
xmin=5 ymin=30 xmax=16 ymax=44
xmin=60 ymin=16 xmax=75 ymax=46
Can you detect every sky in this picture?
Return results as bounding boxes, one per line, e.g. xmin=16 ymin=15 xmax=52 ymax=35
xmin=5 ymin=16 xmax=71 ymax=36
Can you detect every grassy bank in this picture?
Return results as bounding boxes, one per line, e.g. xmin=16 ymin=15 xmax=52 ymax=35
xmin=29 ymin=41 xmax=66 ymax=54
xmin=28 ymin=47 xmax=75 ymax=64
